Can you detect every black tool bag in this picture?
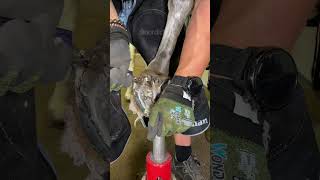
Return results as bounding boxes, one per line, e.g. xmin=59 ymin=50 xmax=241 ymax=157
xmin=127 ymin=0 xmax=185 ymax=74
xmin=73 ymin=36 xmax=131 ymax=163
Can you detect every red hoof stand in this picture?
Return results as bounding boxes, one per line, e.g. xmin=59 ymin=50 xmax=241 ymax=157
xmin=146 ymin=152 xmax=172 ymax=180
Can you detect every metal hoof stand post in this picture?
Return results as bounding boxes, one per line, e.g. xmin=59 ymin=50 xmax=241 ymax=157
xmin=142 ymin=136 xmax=176 ymax=180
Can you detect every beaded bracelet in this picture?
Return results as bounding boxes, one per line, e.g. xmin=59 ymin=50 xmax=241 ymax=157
xmin=110 ymin=19 xmax=127 ymax=31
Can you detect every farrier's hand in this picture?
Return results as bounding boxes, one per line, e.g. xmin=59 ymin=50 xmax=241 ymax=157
xmin=147 ymin=76 xmax=205 ymax=140
xmin=110 ymin=20 xmax=132 ymax=91
xmin=0 ymin=19 xmax=71 ymax=96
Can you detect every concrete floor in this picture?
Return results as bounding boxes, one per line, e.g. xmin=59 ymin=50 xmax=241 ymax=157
xmin=36 ymin=85 xmax=89 ymax=179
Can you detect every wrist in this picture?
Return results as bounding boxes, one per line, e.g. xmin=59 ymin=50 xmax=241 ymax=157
xmin=110 ymin=19 xmax=127 ymax=31
xmin=175 ymin=67 xmax=204 ymax=78
xmin=170 ymin=76 xmax=203 ymax=97
xmin=110 ymin=20 xmax=129 ymax=42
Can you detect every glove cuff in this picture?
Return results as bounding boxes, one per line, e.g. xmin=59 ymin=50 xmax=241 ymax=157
xmin=170 ymin=75 xmax=203 ymax=97
xmin=110 ymin=20 xmax=129 ymax=43
xmin=211 ymin=44 xmax=297 ymax=110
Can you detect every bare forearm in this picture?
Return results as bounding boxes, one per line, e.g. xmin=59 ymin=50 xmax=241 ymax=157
xmin=175 ymin=0 xmax=210 ymax=77
xmin=212 ymin=0 xmax=316 ymax=51
xmin=110 ymin=1 xmax=118 ymax=20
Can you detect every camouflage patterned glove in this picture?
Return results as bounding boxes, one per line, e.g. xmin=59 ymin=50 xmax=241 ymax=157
xmin=147 ymin=76 xmax=203 ymax=140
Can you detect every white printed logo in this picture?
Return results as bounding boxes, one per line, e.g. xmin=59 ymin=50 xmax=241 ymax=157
xmin=182 ymin=91 xmax=192 ymax=101
xmin=193 ymin=118 xmax=208 ymax=127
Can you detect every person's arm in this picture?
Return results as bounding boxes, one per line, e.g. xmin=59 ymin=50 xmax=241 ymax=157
xmin=175 ymin=0 xmax=210 ymax=77
xmin=148 ymin=0 xmax=211 ymax=139
xmin=109 ymin=1 xmax=132 ymax=91
xmin=110 ymin=1 xmax=118 ymax=20
xmin=212 ymin=0 xmax=316 ymax=51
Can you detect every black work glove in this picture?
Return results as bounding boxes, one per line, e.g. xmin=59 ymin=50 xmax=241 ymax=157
xmin=110 ymin=20 xmax=132 ymax=91
xmin=148 ymin=76 xmax=210 ymax=140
